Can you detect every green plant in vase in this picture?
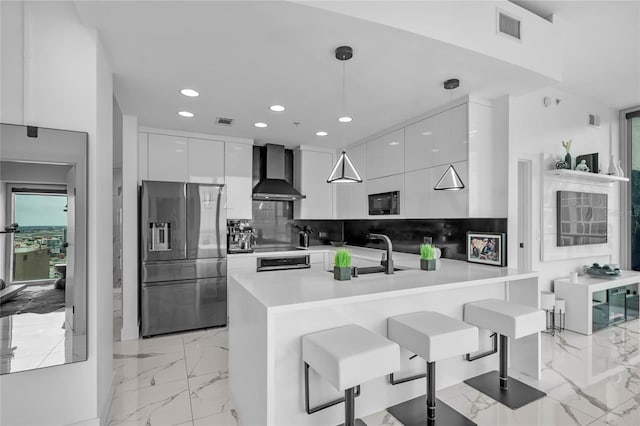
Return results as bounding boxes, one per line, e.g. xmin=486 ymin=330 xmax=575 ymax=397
xmin=334 ymin=249 xmax=352 ymax=281
xmin=420 ymin=244 xmax=436 ymax=271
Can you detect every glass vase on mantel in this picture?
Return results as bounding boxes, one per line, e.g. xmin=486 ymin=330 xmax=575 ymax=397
xmin=564 ymin=152 xmax=572 ymax=170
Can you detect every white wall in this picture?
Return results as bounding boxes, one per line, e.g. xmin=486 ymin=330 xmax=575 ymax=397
xmin=0 ymin=1 xmax=114 ymax=425
xmin=507 ymin=87 xmax=620 ymax=291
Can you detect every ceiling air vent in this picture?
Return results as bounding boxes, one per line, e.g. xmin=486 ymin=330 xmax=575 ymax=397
xmin=588 ymin=114 xmax=601 ymax=127
xmin=497 ymin=10 xmax=521 ymax=40
xmin=215 ymin=116 xmax=234 ymax=127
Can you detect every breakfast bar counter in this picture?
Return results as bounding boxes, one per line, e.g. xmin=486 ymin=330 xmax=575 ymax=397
xmin=228 ymin=247 xmax=540 ymax=426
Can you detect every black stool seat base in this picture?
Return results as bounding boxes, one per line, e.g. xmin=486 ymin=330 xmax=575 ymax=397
xmin=337 ymin=419 xmax=367 ymax=426
xmin=388 ymin=395 xmax=476 ymax=426
xmin=464 ymin=370 xmax=546 ymax=410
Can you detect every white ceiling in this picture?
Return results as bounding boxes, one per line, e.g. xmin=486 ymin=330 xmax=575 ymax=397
xmin=74 ymin=1 xmax=639 ymax=149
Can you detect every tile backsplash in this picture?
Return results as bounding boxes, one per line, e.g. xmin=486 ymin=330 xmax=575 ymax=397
xmin=250 ymin=206 xmax=508 ymax=263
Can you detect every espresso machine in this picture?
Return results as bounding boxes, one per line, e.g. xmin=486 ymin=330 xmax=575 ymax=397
xmin=227 ymin=220 xmax=255 ymax=253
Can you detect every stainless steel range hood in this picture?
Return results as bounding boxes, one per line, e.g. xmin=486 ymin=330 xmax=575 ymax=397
xmin=252 ymin=143 xmax=306 ymax=201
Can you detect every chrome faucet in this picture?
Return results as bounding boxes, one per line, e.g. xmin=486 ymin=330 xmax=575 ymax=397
xmin=367 ymin=233 xmax=393 ymax=274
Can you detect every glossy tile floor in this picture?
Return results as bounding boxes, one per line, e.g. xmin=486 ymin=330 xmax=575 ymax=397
xmin=107 ymin=318 xmax=640 ymax=426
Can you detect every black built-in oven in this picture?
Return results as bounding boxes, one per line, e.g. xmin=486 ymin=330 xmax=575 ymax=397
xmin=368 ymin=191 xmax=399 ymax=215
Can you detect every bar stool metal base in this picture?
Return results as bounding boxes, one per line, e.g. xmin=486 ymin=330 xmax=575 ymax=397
xmin=388 ymin=396 xmax=476 ymax=426
xmin=463 ymin=371 xmax=546 ymax=410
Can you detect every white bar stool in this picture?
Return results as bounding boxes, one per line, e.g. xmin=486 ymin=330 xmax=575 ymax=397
xmin=386 ymin=311 xmax=479 ymax=426
xmin=463 ymin=299 xmax=546 ymax=409
xmin=302 ymin=324 xmax=400 ymax=426
xmin=540 ymin=291 xmax=556 ymax=335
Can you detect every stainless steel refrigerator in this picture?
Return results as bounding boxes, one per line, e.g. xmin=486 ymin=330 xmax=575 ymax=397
xmin=140 ymin=181 xmax=227 ymax=337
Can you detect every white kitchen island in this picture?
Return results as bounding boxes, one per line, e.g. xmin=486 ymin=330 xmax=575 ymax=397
xmin=228 ymin=247 xmax=540 ymax=426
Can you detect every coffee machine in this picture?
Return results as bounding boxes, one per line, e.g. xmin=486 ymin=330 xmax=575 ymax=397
xmin=227 ymin=220 xmax=255 ymax=253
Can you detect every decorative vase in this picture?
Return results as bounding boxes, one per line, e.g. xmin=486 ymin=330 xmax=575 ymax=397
xmin=616 ymin=160 xmax=624 ymax=177
xmin=420 ymin=258 xmax=436 ymax=271
xmin=608 ymin=155 xmax=618 ymax=175
xmin=564 ymin=153 xmax=572 ymax=169
xmin=333 ymin=266 xmax=351 ymax=281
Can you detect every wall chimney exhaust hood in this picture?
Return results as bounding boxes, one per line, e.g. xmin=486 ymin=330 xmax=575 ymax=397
xmin=252 ymin=143 xmax=306 ymax=201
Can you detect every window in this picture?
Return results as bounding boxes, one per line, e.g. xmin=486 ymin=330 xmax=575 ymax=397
xmin=9 ymin=188 xmax=67 ymax=283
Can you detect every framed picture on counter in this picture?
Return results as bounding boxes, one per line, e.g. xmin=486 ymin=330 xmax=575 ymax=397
xmin=467 ymin=232 xmax=506 ymax=267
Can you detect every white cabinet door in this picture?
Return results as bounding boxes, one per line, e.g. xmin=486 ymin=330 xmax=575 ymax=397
xmin=404 ymin=169 xmax=431 ymax=218
xmin=188 ymin=138 xmax=224 ymax=184
xmin=335 ymin=144 xmax=367 ymax=219
xmin=431 ymin=161 xmax=469 ymax=218
xmin=366 ymin=174 xmax=404 ymax=217
xmin=225 ymin=142 xmax=253 ymax=219
xmin=404 ymin=115 xmax=439 ymax=172
xmin=294 ymin=149 xmax=334 ymax=219
xmin=147 ymin=133 xmax=188 ymax=182
xmin=433 ymin=104 xmax=468 ymax=167
xmin=366 ymin=129 xmax=404 ymax=179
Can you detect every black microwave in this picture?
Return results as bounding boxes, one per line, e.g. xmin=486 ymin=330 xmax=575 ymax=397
xmin=368 ymin=191 xmax=400 ymax=215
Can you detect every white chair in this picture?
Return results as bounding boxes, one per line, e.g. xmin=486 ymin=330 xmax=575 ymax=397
xmin=463 ymin=298 xmax=546 ymax=410
xmin=386 ymin=311 xmax=478 ymax=426
xmin=302 ymin=324 xmax=400 ymax=426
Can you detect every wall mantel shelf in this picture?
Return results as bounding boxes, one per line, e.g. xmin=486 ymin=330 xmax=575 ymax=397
xmin=545 ymin=169 xmax=629 ymax=183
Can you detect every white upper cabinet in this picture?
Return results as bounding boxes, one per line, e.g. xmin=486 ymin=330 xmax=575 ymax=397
xmin=188 ymin=137 xmax=224 ymax=184
xmin=147 ymin=133 xmax=188 ymax=182
xmin=433 ymin=104 xmax=467 ymax=167
xmin=335 ymin=144 xmax=367 ymax=219
xmin=294 ymin=147 xmax=335 ymax=219
xmin=225 ymin=141 xmax=253 ymax=219
xmin=338 ymin=96 xmax=500 ymax=219
xmin=366 ymin=129 xmax=404 ymax=179
xmin=404 ymin=114 xmax=440 ymax=172
xmin=404 ymin=168 xmax=431 ymax=218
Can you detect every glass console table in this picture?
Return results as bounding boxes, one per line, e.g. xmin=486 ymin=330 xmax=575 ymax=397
xmin=554 ymin=271 xmax=640 ymax=335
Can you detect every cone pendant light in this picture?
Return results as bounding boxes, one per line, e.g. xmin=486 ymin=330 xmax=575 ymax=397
xmin=434 ymin=78 xmax=465 ymax=191
xmin=327 ymin=46 xmax=363 ymax=183
xmin=434 ymin=164 xmax=465 ymax=190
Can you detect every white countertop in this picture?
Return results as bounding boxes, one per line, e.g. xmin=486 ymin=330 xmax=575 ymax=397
xmin=229 ymin=245 xmax=537 ymax=311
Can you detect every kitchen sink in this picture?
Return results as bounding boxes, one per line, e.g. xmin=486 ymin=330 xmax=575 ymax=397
xmin=326 ymin=265 xmax=406 ymax=275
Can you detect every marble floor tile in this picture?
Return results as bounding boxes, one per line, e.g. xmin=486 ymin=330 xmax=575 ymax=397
xmin=114 ymin=352 xmax=188 ymax=393
xmin=192 ymin=410 xmax=239 ymax=426
xmin=438 ymin=382 xmax=599 ymax=426
xmin=107 ymin=378 xmax=192 ymax=426
xmin=114 ymin=333 xmax=185 ymax=356
xmin=183 ymin=327 xmax=228 ymax=352
xmin=188 ymin=370 xmax=234 ymax=420
xmin=361 ymin=409 xmax=402 ymax=426
xmin=592 ymin=394 xmax=640 ymax=426
xmin=185 ymin=346 xmax=228 ymax=379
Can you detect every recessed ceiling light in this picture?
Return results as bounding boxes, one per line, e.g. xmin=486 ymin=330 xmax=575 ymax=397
xmin=338 ymin=116 xmax=353 ymax=123
xmin=316 ymin=131 xmax=328 ymax=136
xmin=254 ymin=122 xmax=268 ymax=128
xmin=269 ymin=105 xmax=286 ymax=112
xmin=180 ymin=88 xmax=199 ymax=97
xmin=178 ymin=111 xmax=194 ymax=118
xmin=388 ymin=141 xmax=400 ymax=146
xmin=421 ymin=131 xmax=433 ymax=136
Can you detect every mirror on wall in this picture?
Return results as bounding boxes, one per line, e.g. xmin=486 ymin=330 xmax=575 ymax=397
xmin=0 ymin=123 xmax=87 ymax=374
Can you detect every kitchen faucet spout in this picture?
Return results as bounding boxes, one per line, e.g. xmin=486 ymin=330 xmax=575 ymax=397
xmin=366 ymin=233 xmax=393 ymax=274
